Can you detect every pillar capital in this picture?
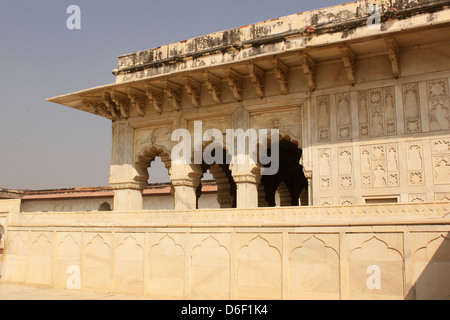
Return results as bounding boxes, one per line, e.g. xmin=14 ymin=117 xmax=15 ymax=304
xmin=231 ymin=165 xmax=261 ymax=209
xmin=110 ymin=181 xmax=147 ymax=191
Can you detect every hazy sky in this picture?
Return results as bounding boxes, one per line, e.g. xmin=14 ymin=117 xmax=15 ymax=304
xmin=0 ymin=0 xmax=347 ymax=190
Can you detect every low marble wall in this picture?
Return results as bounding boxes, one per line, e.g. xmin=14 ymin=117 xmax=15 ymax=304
xmin=2 ymin=203 xmax=449 ymax=300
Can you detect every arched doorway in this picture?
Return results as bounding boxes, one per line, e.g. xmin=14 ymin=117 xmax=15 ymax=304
xmin=197 ymin=146 xmax=237 ymax=209
xmin=259 ymin=139 xmax=308 ymax=207
xmin=0 ymin=225 xmax=5 ymax=254
xmin=134 ymin=146 xmax=171 ymax=187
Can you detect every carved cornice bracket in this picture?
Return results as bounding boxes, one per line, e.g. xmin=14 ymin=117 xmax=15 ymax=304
xmin=273 ymin=58 xmax=289 ymax=95
xmin=126 ymin=87 xmax=147 ymax=116
xmin=145 ymin=84 xmax=164 ymax=114
xmin=82 ymin=97 xmax=111 ymax=119
xmin=225 ymin=68 xmax=243 ymax=102
xmin=299 ymin=53 xmax=316 ymax=91
xmin=248 ymin=63 xmax=265 ymax=98
xmin=204 ymin=72 xmax=222 ymax=104
xmin=111 ymin=90 xmax=131 ymax=118
xmin=339 ymin=45 xmax=356 ymax=86
xmin=183 ymin=76 xmax=201 ymax=108
xmin=102 ymin=92 xmax=120 ymax=119
xmin=385 ymin=37 xmax=401 ymax=78
xmin=164 ymin=80 xmax=182 ymax=111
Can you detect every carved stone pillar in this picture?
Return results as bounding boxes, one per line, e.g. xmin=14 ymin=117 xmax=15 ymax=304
xmin=303 ymin=169 xmax=313 ymax=206
xmin=171 ymin=178 xmax=201 ymax=210
xmin=170 ymin=163 xmax=202 ymax=210
xmin=112 ymin=183 xmax=145 ymax=212
xmin=231 ymin=166 xmax=261 ymax=209
xmin=109 ymin=122 xmax=146 ymax=211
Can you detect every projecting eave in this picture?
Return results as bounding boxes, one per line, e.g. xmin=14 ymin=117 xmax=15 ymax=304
xmin=46 ymin=0 xmax=450 ymax=121
xmin=47 ymin=83 xmax=117 ymax=118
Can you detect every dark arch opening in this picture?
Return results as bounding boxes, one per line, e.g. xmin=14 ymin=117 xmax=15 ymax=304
xmin=98 ymin=202 xmax=112 ymax=212
xmin=0 ymin=225 xmax=5 ymax=254
xmin=259 ymin=139 xmax=308 ymax=207
xmin=197 ymin=147 xmax=237 ymax=209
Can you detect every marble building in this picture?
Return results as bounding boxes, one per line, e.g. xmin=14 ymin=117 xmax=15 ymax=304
xmin=1 ymin=0 xmax=450 ymax=299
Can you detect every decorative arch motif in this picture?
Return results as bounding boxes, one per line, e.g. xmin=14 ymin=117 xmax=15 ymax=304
xmin=237 ymin=235 xmax=282 ymax=299
xmin=289 ymin=235 xmax=340 ymax=299
xmin=348 ymin=235 xmax=404 ymax=299
xmin=115 ymin=235 xmax=145 ymax=295
xmin=134 ymin=145 xmax=172 ymax=184
xmin=83 ymin=234 xmax=112 ymax=291
xmin=148 ymin=234 xmax=185 ymax=298
xmin=191 ymin=235 xmax=231 ymax=299
xmin=29 ymin=233 xmax=53 ymax=286
xmin=413 ymin=233 xmax=450 ymax=300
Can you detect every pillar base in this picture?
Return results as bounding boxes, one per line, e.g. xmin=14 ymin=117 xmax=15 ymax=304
xmin=233 ymin=174 xmax=261 ymax=209
xmin=111 ymin=183 xmax=145 ymax=212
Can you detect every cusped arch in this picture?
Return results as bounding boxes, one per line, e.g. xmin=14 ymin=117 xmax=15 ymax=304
xmin=57 ymin=234 xmax=81 ymax=260
xmin=116 ymin=235 xmax=144 ymax=261
xmin=238 ymin=235 xmax=282 ymax=260
xmin=350 ymin=236 xmax=403 ymax=261
xmin=7 ymin=233 xmax=28 ymax=255
xmin=289 ymin=235 xmax=340 ymax=298
xmin=192 ymin=235 xmax=230 ymax=260
xmin=415 ymin=233 xmax=450 ymax=262
xmin=191 ymin=235 xmax=231 ymax=299
xmin=134 ymin=145 xmax=172 ymax=184
xmin=31 ymin=234 xmax=53 ymax=256
xmin=290 ymin=235 xmax=339 ymax=258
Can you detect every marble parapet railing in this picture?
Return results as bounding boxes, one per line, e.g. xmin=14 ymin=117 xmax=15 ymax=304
xmin=6 ymin=202 xmax=450 ymax=229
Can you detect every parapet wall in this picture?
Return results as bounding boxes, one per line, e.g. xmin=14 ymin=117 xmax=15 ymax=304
xmin=114 ymin=0 xmax=450 ymax=84
xmin=2 ymin=203 xmax=449 ymax=299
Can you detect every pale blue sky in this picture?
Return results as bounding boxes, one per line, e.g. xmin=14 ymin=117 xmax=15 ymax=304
xmin=0 ymin=0 xmax=347 ymax=190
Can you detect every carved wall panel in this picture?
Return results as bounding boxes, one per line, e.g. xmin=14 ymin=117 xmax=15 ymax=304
xmin=360 ymin=143 xmax=399 ymax=189
xmin=370 ymin=87 xmax=396 ymax=137
xmin=358 ymin=86 xmax=397 ymax=138
xmin=134 ymin=125 xmax=173 ymax=161
xmin=289 ymin=234 xmax=340 ymax=299
xmin=29 ymin=233 xmax=53 ymax=286
xmin=336 ymin=93 xmax=352 ymax=141
xmin=340 ymin=197 xmax=355 ymax=205
xmin=188 ymin=117 xmax=232 ymax=136
xmin=413 ymin=233 xmax=450 ymax=300
xmin=115 ymin=234 xmax=145 ymax=295
xmin=338 ymin=147 xmax=354 ymax=189
xmin=3 ymin=232 xmax=28 ymax=283
xmin=148 ymin=234 xmax=185 ymax=298
xmin=409 ymin=194 xmax=427 ymax=203
xmin=358 ymin=91 xmax=370 ymax=138
xmin=83 ymin=234 xmax=112 ymax=292
xmin=320 ymin=198 xmax=333 ymax=206
xmin=250 ymin=108 xmax=302 ymax=145
xmin=191 ymin=235 xmax=231 ymax=299
xmin=427 ymin=78 xmax=450 ymax=132
xmin=402 ymin=83 xmax=422 ymax=134
xmin=317 ymin=95 xmax=331 ymax=142
xmin=55 ymin=233 xmax=81 ymax=289
xmin=407 ymin=141 xmax=425 ymax=186
xmin=237 ymin=234 xmax=282 ymax=299
xmin=431 ymin=138 xmax=450 ymax=185
xmin=348 ymin=234 xmax=404 ymax=299
xmin=435 ymin=192 xmax=450 ymax=202
xmin=319 ymin=149 xmax=332 ymax=191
